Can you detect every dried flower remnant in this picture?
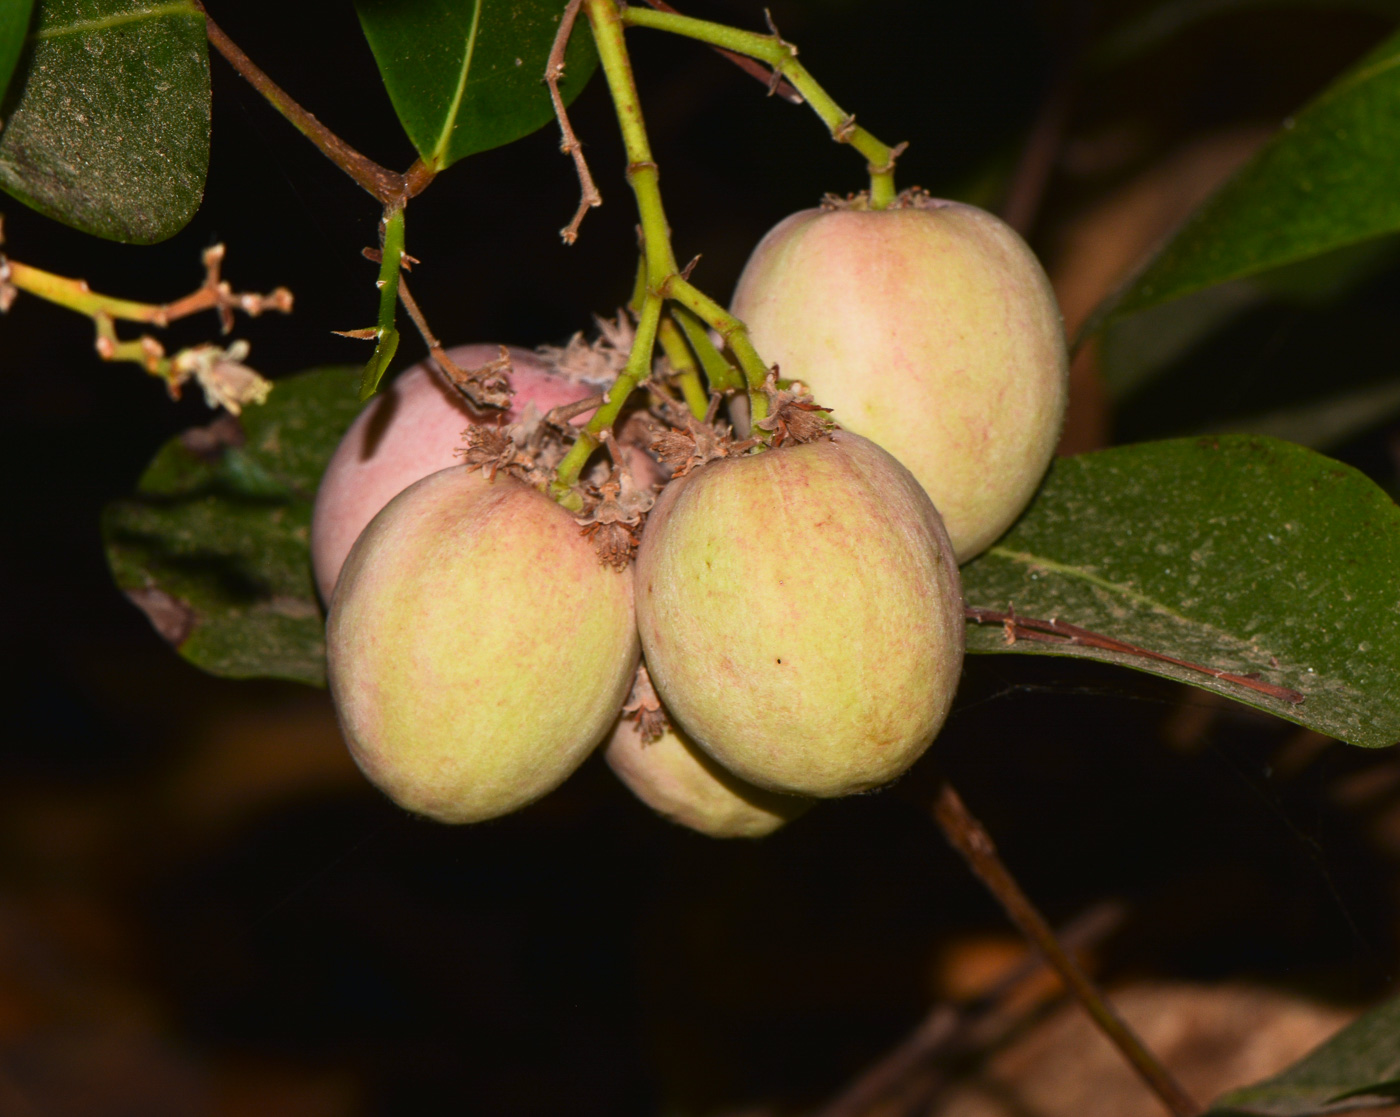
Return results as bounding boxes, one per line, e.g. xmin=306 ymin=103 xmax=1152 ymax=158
xmin=536 ymin=311 xmax=636 ymax=384
xmin=622 ymin=663 xmax=668 ymax=743
xmin=175 ymin=341 xmax=274 ymax=415
xmin=458 ymin=402 xmax=574 ymax=489
xmin=755 ymin=370 xmax=835 ymax=446
xmin=576 ymin=454 xmax=656 ymax=569
xmin=443 ymin=344 xmax=515 ymax=411
xmin=650 ymin=414 xmax=738 ymax=477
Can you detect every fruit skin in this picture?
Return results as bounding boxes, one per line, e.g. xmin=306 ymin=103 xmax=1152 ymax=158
xmin=311 ymin=344 xmax=598 ymax=603
xmin=634 ymin=431 xmax=964 ymax=798
xmin=328 ymin=466 xmax=638 ymax=824
xmin=731 ymin=201 xmax=1069 ymax=561
xmin=606 ymin=702 xmax=811 ymax=839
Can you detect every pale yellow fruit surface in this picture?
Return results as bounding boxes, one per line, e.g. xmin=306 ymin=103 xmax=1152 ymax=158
xmin=731 ymin=202 xmax=1069 ymax=561
xmin=328 ymin=466 xmax=638 ymax=823
xmin=634 ymin=432 xmax=964 ymax=798
xmin=606 ymin=711 xmax=811 ymax=839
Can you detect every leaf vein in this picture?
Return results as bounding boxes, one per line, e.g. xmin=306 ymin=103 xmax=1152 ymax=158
xmin=32 ymin=2 xmax=198 ymax=40
xmin=432 ymin=0 xmax=483 ymax=167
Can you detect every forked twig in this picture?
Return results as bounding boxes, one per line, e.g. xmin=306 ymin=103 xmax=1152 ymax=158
xmin=548 ymin=0 xmax=603 ymax=244
xmin=639 ymin=0 xmax=802 ymax=102
xmin=933 ymin=782 xmax=1202 ymax=1117
xmin=965 ymin=606 xmax=1305 ymax=704
xmin=813 ymin=901 xmax=1126 ymax=1117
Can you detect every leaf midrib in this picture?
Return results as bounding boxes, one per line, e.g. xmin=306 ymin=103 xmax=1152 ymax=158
xmin=32 ymin=1 xmax=198 ymax=40
xmin=431 ymin=0 xmax=483 ymax=167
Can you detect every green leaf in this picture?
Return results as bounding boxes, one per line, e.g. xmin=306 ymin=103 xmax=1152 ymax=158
xmin=1211 ymin=993 xmax=1400 ymax=1115
xmin=1089 ymin=27 xmax=1400 ymax=330
xmin=0 ymin=0 xmax=210 ymax=243
xmin=0 ymin=0 xmax=35 ymax=104
xmin=961 ymin=436 xmax=1400 ymax=747
xmin=102 ymin=367 xmax=365 ymax=686
xmin=355 ymin=0 xmax=598 ymax=171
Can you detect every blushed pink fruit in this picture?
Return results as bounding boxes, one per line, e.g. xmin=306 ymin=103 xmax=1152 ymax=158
xmin=635 ymin=431 xmax=964 ymax=798
xmin=731 ymin=200 xmax=1069 ymax=561
xmin=311 ymin=345 xmax=600 ymax=603
xmin=327 ymin=466 xmax=638 ymax=824
xmin=606 ymin=702 xmax=811 ymax=838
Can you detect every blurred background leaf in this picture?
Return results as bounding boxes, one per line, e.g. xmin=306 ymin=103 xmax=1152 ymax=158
xmin=103 ymin=367 xmax=362 ymax=687
xmin=1086 ymin=25 xmax=1400 ymax=331
xmin=0 ymin=0 xmax=34 ymax=104
xmin=962 ymin=436 xmax=1400 ymax=747
xmin=1211 ymin=990 xmax=1400 ymax=1114
xmin=0 ymin=0 xmax=211 ymax=243
xmin=355 ymin=0 xmax=598 ymax=172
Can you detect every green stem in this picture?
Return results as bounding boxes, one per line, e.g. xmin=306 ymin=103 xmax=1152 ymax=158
xmin=359 ymin=205 xmax=406 ymax=400
xmin=620 ymin=6 xmax=904 ymax=207
xmin=664 ymin=277 xmax=769 ymax=424
xmin=656 ymin=315 xmax=709 ymax=418
xmin=672 ymin=306 xmax=744 ymax=394
xmin=553 ymin=291 xmax=666 ymax=492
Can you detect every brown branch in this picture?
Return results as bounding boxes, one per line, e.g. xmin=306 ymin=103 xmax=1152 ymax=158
xmin=965 ymin=606 xmax=1306 ymax=704
xmin=392 ymin=273 xmax=513 ymax=411
xmin=548 ymin=0 xmax=603 ymax=244
xmin=198 ymin=5 xmax=407 ymax=205
xmin=999 ymin=72 xmax=1075 ymax=236
xmin=813 ymin=901 xmax=1126 ymax=1117
xmin=639 ymin=0 xmax=802 ymax=103
xmin=933 ymin=782 xmax=1203 ymax=1117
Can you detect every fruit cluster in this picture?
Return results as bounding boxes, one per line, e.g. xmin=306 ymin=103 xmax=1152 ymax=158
xmin=313 ymin=199 xmax=1068 ymax=837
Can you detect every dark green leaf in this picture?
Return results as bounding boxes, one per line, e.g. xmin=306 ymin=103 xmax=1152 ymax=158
xmin=961 ymin=437 xmax=1400 ymax=747
xmin=0 ymin=0 xmax=35 ymax=103
xmin=0 ymin=0 xmax=210 ymax=243
xmin=1093 ymin=0 xmax=1400 ymax=71
xmin=1211 ymin=993 xmax=1400 ymax=1115
xmin=1089 ymin=28 xmax=1400 ymax=330
xmin=103 ymin=367 xmax=365 ymax=686
xmin=355 ymin=0 xmax=598 ymax=171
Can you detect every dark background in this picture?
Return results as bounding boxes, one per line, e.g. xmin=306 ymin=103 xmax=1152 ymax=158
xmin=2 ymin=1 xmax=1400 ymax=1113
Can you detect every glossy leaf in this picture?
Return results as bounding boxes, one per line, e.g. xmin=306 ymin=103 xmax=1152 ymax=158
xmin=103 ymin=367 xmax=364 ymax=687
xmin=1089 ymin=28 xmax=1400 ymax=330
xmin=355 ymin=0 xmax=598 ymax=171
xmin=0 ymin=0 xmax=210 ymax=243
xmin=0 ymin=0 xmax=34 ymax=103
xmin=961 ymin=436 xmax=1400 ymax=747
xmin=1211 ymin=993 xmax=1400 ymax=1114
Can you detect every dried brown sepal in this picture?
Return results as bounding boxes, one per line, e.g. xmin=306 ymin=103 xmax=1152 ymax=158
xmin=821 ymin=185 xmax=931 ymax=213
xmin=535 ymin=311 xmax=635 ymax=384
xmin=443 ymin=344 xmax=515 ymax=411
xmin=650 ymin=415 xmax=736 ymax=477
xmin=755 ymin=370 xmax=836 ymax=446
xmin=622 ymin=663 xmax=668 ymax=744
xmin=457 ymin=401 xmax=574 ymax=487
xmin=576 ymin=453 xmax=655 ymax=568
xmin=458 ymin=425 xmax=517 ymax=481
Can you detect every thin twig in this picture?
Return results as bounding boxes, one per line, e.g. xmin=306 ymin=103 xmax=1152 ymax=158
xmin=999 ymin=72 xmax=1075 ymax=236
xmin=932 ymin=782 xmax=1203 ymax=1117
xmin=813 ymin=901 xmax=1126 ymax=1117
xmin=965 ymin=606 xmax=1305 ymax=704
xmin=393 ymin=274 xmax=513 ymax=410
xmin=548 ymin=0 xmax=603 ymax=244
xmin=639 ymin=0 xmax=802 ymax=103
xmin=198 ymin=5 xmax=407 ymax=205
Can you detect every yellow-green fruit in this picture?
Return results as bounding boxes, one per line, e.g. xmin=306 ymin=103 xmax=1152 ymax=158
xmin=731 ymin=201 xmax=1069 ymax=561
xmin=606 ymin=708 xmax=811 ymax=839
xmin=634 ymin=431 xmax=964 ymax=798
xmin=327 ymin=466 xmax=638 ymax=823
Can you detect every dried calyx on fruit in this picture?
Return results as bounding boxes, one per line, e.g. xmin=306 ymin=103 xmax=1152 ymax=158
xmin=311 ymin=343 xmax=609 ymax=603
xmin=731 ymin=188 xmax=1069 ymax=562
